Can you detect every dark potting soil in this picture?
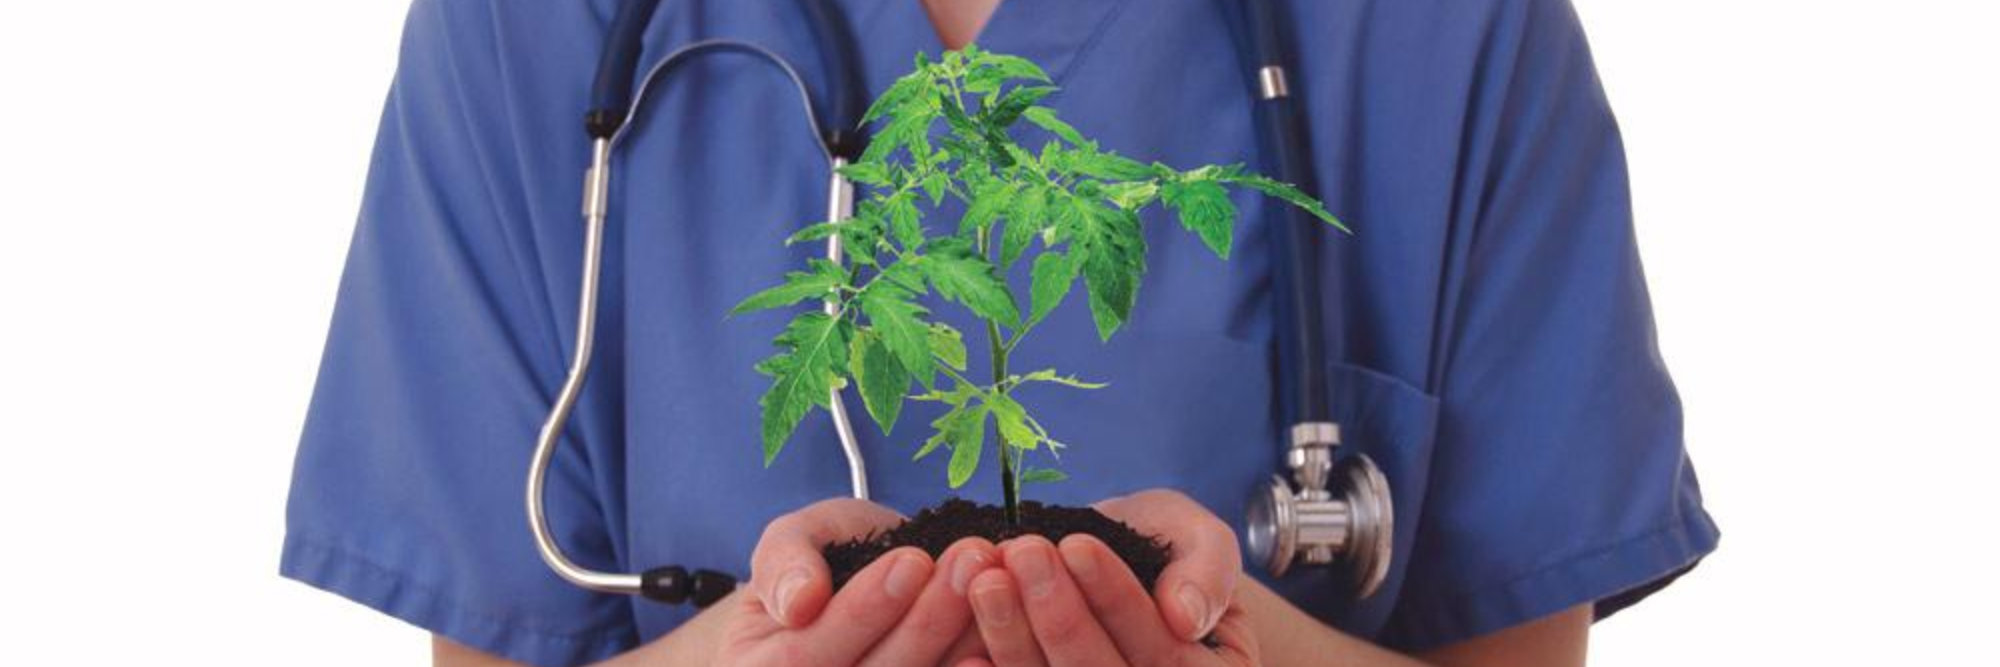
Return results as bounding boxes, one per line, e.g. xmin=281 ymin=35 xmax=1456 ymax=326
xmin=824 ymin=498 xmax=1170 ymax=592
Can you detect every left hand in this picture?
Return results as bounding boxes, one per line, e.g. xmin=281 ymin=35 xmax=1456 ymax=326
xmin=951 ymin=489 xmax=1259 ymax=666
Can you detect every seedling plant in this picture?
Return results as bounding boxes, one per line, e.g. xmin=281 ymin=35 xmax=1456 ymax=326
xmin=734 ymin=46 xmax=1344 ymax=525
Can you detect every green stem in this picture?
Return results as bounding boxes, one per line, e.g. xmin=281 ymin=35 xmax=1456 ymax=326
xmin=975 ymin=225 xmax=1022 ymax=526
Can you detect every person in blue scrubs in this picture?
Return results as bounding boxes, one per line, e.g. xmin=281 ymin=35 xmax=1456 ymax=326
xmin=283 ymin=0 xmax=1719 ymax=665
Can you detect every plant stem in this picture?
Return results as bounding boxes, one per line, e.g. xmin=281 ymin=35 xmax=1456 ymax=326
xmin=975 ymin=222 xmax=1022 ymax=526
xmin=989 ymin=318 xmax=1018 ymax=525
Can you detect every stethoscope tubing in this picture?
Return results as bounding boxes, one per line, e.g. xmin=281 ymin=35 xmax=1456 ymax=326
xmin=528 ymin=38 xmax=865 ymax=597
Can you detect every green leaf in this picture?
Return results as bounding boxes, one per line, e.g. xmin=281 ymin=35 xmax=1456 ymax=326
xmin=863 ymin=73 xmax=928 ymax=123
xmin=837 ymin=162 xmax=891 ymax=186
xmin=863 ymin=103 xmax=936 ymax=165
xmin=730 ymin=259 xmax=845 ymax=316
xmin=921 ymin=171 xmax=951 ymax=206
xmin=849 ymin=328 xmax=911 ymax=434
xmin=1225 ymin=172 xmax=1350 ymax=233
xmin=1021 ymin=107 xmax=1084 ymax=146
xmin=1072 ymin=151 xmax=1154 ymax=182
xmin=1066 ymin=203 xmax=1145 ymax=340
xmin=858 ymin=283 xmax=935 ymax=389
xmin=959 ymin=181 xmax=1015 ymax=235
xmin=757 ymin=312 xmax=852 ymax=464
xmin=1161 ymin=177 xmax=1238 ymax=259
xmin=1016 ymin=368 xmax=1108 ymax=389
xmin=945 ymin=404 xmax=990 ymax=488
xmin=1027 ymin=251 xmax=1076 ymax=328
xmin=920 ymin=240 xmax=1022 ymax=327
xmin=1019 ymin=468 xmax=1068 ymax=485
xmin=988 ymin=53 xmax=1052 ymax=82
xmin=784 ymin=220 xmax=846 ymax=246
xmin=885 ymin=191 xmax=922 ymax=249
xmin=1100 ymin=181 xmax=1160 ymax=210
xmin=929 ymin=322 xmax=967 ymax=371
xmin=986 ymin=85 xmax=1058 ymax=128
xmin=998 ymin=202 xmax=1044 ymax=269
xmin=987 ymin=392 xmax=1037 ymax=449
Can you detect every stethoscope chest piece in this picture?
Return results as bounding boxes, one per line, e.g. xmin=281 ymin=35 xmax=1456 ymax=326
xmin=1246 ymin=423 xmax=1394 ymax=598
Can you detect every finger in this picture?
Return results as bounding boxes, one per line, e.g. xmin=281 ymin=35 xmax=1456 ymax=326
xmin=1001 ymin=536 xmax=1127 ymax=667
xmin=793 ymin=546 xmax=933 ymax=664
xmin=1095 ymin=490 xmax=1241 ymax=641
xmin=967 ymin=569 xmax=1047 ymax=667
xmin=952 ymin=659 xmax=996 ymax=667
xmin=859 ymin=539 xmax=1000 ymax=667
xmin=939 ymin=627 xmax=989 ymax=667
xmin=1208 ymin=603 xmax=1262 ymax=667
xmin=1057 ymin=534 xmax=1180 ymax=665
xmin=750 ymin=498 xmax=904 ymax=627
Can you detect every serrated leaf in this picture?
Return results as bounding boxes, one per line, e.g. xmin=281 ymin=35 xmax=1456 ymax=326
xmin=920 ymin=241 xmax=1022 ymax=327
xmin=928 ymin=322 xmax=967 ymax=371
xmin=987 ymin=392 xmax=1037 ymax=449
xmin=1161 ymin=177 xmax=1238 ymax=259
xmin=998 ymin=203 xmax=1043 ymax=269
xmin=730 ymin=259 xmax=845 ymax=316
xmin=985 ymin=53 xmax=1051 ymax=83
xmin=858 ymin=284 xmax=934 ymax=389
xmin=1072 ymin=151 xmax=1154 ymax=182
xmin=1021 ymin=106 xmax=1084 ymax=146
xmin=922 ymin=171 xmax=951 ymax=206
xmin=863 ymin=74 xmax=927 ymax=123
xmin=849 ymin=328 xmax=911 ymax=434
xmin=959 ymin=181 xmax=1015 ymax=235
xmin=837 ymin=162 xmax=891 ymax=186
xmin=1225 ymin=172 xmax=1350 ymax=233
xmin=1016 ymin=368 xmax=1108 ymax=389
xmin=1101 ymin=181 xmax=1160 ymax=210
xmin=945 ymin=404 xmax=990 ymax=488
xmin=885 ymin=191 xmax=922 ymax=249
xmin=1067 ymin=203 xmax=1145 ymax=340
xmin=986 ymin=85 xmax=1057 ymax=128
xmin=863 ymin=103 xmax=936 ymax=164
xmin=1019 ymin=468 xmax=1068 ymax=484
xmin=1027 ymin=251 xmax=1076 ymax=328
xmin=784 ymin=220 xmax=845 ymax=246
xmin=757 ymin=312 xmax=851 ymax=464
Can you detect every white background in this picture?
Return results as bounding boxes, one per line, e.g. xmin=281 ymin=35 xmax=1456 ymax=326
xmin=1 ymin=1 xmax=1994 ymax=664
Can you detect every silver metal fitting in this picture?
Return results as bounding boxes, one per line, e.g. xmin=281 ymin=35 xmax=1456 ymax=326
xmin=582 ymin=138 xmax=612 ymax=221
xmin=1258 ymin=65 xmax=1290 ymax=100
xmin=1245 ymin=422 xmax=1394 ymax=599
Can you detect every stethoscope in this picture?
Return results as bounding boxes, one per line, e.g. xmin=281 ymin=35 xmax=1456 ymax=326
xmin=528 ymin=0 xmax=1393 ymax=611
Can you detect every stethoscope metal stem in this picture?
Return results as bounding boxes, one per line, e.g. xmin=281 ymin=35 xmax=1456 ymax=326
xmin=824 ymin=157 xmax=869 ymax=500
xmin=526 ymin=137 xmax=644 ymax=596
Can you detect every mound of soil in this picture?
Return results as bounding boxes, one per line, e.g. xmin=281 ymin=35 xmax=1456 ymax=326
xmin=824 ymin=498 xmax=1170 ymax=592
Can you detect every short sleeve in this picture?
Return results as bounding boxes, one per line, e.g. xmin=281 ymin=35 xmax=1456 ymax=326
xmin=1379 ymin=0 xmax=1720 ymax=649
xmin=279 ymin=1 xmax=637 ymax=664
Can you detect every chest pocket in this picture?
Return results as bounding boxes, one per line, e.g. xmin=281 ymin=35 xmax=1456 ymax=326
xmin=1261 ymin=359 xmax=1441 ymax=638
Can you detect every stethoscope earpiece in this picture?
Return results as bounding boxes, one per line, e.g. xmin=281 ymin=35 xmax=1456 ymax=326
xmin=1245 ymin=424 xmax=1394 ymax=598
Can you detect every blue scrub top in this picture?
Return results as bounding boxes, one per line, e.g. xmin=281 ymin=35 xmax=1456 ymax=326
xmin=282 ymin=0 xmax=1719 ymax=664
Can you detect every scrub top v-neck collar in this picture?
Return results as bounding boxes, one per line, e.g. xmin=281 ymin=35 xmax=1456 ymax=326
xmin=845 ymin=0 xmax=1133 ymax=94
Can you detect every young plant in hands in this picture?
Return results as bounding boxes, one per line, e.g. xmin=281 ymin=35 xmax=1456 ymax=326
xmin=734 ymin=46 xmax=1345 ymax=525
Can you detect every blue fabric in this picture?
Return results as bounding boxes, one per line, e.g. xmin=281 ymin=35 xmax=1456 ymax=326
xmin=282 ymin=0 xmax=1719 ymax=664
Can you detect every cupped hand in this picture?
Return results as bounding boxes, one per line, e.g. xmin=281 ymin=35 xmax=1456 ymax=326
xmin=953 ymin=489 xmax=1257 ymax=666
xmin=717 ymin=497 xmax=1000 ymax=666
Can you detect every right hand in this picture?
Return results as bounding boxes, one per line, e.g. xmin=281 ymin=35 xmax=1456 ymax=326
xmin=714 ymin=498 xmax=1000 ymax=666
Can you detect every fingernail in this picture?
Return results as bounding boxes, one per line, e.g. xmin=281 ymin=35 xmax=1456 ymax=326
xmin=884 ymin=553 xmax=928 ymax=600
xmin=1009 ymin=543 xmax=1057 ymax=600
xmin=1060 ymin=542 xmax=1099 ymax=585
xmin=950 ymin=550 xmax=989 ymax=595
xmin=773 ymin=569 xmax=809 ymax=623
xmin=1177 ymin=583 xmax=1215 ymax=640
xmin=972 ymin=582 xmax=1018 ymax=628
